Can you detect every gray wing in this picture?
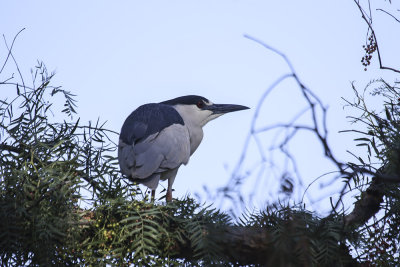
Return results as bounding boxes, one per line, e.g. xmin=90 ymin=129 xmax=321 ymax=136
xmin=118 ymin=104 xmax=190 ymax=189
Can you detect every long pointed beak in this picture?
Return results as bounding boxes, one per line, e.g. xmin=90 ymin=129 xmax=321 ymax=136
xmin=204 ymin=103 xmax=250 ymax=114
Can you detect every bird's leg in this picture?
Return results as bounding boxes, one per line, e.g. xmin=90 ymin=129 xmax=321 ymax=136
xmin=151 ymin=190 xmax=155 ymax=202
xmin=166 ymin=187 xmax=172 ymax=202
xmin=166 ymin=170 xmax=177 ymax=202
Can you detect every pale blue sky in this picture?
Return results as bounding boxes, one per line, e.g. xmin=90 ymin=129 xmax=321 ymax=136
xmin=1 ymin=1 xmax=399 ymax=214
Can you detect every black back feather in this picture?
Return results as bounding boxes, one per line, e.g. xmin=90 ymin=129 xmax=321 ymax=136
xmin=120 ymin=103 xmax=184 ymax=145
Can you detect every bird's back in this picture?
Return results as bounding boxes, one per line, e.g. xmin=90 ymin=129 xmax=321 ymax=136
xmin=119 ymin=103 xmax=184 ymax=145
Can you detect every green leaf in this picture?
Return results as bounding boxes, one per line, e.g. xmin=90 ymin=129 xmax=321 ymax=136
xmin=385 ymin=106 xmax=392 ymax=121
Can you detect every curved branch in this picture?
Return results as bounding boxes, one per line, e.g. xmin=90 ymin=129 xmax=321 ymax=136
xmin=344 ymin=177 xmax=385 ymax=227
xmin=376 ymin=8 xmax=400 ymax=24
xmin=0 ymin=28 xmax=25 ymax=75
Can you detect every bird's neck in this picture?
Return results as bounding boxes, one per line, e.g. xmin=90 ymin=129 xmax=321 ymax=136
xmin=186 ymin=123 xmax=203 ymax=155
xmin=173 ymin=105 xmax=204 ymax=155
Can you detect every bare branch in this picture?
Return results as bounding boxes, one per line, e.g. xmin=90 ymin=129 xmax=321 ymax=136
xmin=376 ymin=8 xmax=400 ymax=23
xmin=2 ymin=29 xmax=27 ymax=89
xmin=211 ymin=34 xmax=349 ymax=215
xmin=0 ymin=28 xmax=25 ymax=75
xmin=344 ymin=177 xmax=384 ymax=227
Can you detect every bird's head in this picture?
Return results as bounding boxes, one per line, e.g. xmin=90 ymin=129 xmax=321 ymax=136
xmin=161 ymin=95 xmax=249 ymax=127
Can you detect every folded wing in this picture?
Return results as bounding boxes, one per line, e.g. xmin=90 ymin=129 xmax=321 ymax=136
xmin=118 ymin=103 xmax=190 ymax=189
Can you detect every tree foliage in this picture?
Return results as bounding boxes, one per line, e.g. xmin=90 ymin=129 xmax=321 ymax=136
xmin=342 ymin=79 xmax=400 ymax=264
xmin=1 ymin=1 xmax=400 ymax=264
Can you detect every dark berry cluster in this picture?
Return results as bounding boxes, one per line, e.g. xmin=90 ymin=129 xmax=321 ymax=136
xmin=361 ymin=34 xmax=377 ymax=71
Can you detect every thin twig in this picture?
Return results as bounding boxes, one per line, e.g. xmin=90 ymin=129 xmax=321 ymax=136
xmin=376 ymin=8 xmax=400 ymax=23
xmin=2 ymin=29 xmax=27 ymax=89
xmin=212 ymin=34 xmax=347 ymax=215
xmin=0 ymin=28 xmax=25 ymax=74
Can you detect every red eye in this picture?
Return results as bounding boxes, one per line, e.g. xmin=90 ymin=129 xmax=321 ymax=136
xmin=196 ymin=101 xmax=204 ymax=108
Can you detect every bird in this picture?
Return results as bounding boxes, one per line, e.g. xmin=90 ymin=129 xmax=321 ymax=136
xmin=118 ymin=95 xmax=249 ymax=202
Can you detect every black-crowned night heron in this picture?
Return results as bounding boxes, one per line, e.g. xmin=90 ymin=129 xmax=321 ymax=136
xmin=118 ymin=95 xmax=249 ymax=201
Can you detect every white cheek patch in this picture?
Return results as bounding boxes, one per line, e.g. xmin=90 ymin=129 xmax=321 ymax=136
xmin=174 ymin=103 xmax=220 ymax=127
xmin=204 ymin=100 xmax=213 ymax=106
